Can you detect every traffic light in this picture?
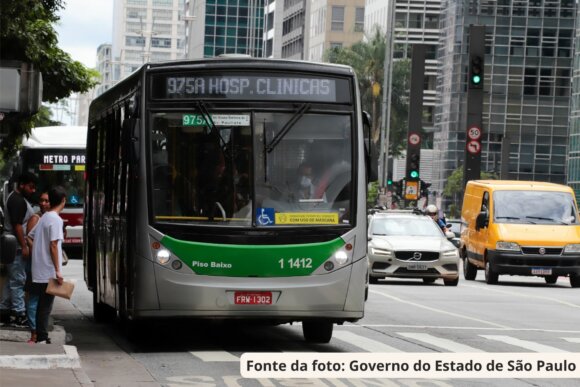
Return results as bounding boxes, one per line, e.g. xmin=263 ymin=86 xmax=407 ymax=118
xmin=406 ymin=150 xmax=420 ymax=181
xmin=420 ymin=180 xmax=432 ymax=197
xmin=469 ymin=54 xmax=484 ymax=89
xmin=392 ymin=180 xmax=402 ymax=198
xmin=386 ymin=173 xmax=393 ymax=191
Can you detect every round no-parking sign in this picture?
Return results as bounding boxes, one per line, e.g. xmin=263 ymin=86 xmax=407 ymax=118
xmin=408 ymin=132 xmax=421 ymax=146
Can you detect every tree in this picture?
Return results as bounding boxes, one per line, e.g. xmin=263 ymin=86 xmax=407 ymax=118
xmin=443 ymin=166 xmax=497 ymax=218
xmin=0 ymin=0 xmax=99 ymax=157
xmin=324 ymin=26 xmax=410 ymax=157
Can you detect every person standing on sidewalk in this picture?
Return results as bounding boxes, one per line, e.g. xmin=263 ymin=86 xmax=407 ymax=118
xmin=28 ymin=186 xmax=66 ymax=344
xmin=0 ymin=172 xmax=37 ymax=328
xmin=24 ymin=191 xmax=50 ymax=343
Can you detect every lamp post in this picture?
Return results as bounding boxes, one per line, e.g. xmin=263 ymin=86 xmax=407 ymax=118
xmin=379 ymin=0 xmax=396 ymax=189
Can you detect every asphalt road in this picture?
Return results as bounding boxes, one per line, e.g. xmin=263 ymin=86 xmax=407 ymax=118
xmin=59 ymin=259 xmax=579 ymax=387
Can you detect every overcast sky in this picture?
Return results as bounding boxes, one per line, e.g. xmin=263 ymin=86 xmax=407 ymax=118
xmin=55 ymin=0 xmax=114 ymax=68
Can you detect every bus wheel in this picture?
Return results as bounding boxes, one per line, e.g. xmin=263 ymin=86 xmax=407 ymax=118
xmin=93 ymin=292 xmax=116 ymax=323
xmin=303 ymin=321 xmax=333 ymax=343
xmin=463 ymin=258 xmax=477 ymax=281
xmin=484 ymin=259 xmax=499 ymax=285
xmin=544 ymin=275 xmax=558 ymax=284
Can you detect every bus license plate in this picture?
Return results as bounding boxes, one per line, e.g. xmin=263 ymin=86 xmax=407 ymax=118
xmin=532 ymin=267 xmax=552 ymax=275
xmin=234 ymin=292 xmax=272 ymax=305
xmin=407 ymin=263 xmax=428 ymax=270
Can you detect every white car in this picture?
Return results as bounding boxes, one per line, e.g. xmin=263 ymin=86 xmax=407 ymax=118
xmin=368 ymin=211 xmax=460 ymax=286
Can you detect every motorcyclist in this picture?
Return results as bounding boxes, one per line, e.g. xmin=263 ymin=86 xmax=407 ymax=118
xmin=426 ymin=204 xmax=448 ymax=233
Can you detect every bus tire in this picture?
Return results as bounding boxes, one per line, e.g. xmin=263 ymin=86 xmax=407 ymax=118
xmin=303 ymin=320 xmax=333 ymax=343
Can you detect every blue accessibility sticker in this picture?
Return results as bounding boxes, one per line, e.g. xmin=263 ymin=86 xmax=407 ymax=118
xmin=256 ymin=207 xmax=275 ymax=226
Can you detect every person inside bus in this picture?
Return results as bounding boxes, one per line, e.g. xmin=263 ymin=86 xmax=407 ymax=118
xmin=295 ymin=162 xmax=316 ymax=200
xmin=25 ymin=191 xmax=50 ymax=343
xmin=0 ymin=172 xmax=37 ymax=328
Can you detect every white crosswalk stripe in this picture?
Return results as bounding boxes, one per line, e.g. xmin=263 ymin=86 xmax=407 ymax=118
xmin=480 ymin=335 xmax=569 ymax=353
xmin=190 ymin=350 xmax=239 ymax=362
xmin=562 ymin=337 xmax=580 ymax=344
xmin=333 ymin=330 xmax=402 ymax=352
xmin=397 ymin=332 xmax=484 ymax=352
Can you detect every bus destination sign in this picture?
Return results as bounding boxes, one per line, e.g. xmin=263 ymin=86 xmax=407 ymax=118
xmin=151 ymin=74 xmax=351 ymax=103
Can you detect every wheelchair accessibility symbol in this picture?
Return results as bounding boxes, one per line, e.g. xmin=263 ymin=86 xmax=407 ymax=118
xmin=256 ymin=207 xmax=275 ymax=226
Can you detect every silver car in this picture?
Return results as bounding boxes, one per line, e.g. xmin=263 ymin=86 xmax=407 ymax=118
xmin=368 ymin=211 xmax=460 ymax=286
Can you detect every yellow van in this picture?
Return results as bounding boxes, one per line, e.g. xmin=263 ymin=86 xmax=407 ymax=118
xmin=460 ymin=180 xmax=580 ymax=288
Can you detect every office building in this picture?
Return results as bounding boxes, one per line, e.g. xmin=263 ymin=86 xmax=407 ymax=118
xmin=112 ymin=0 xmax=186 ymax=82
xmin=185 ymin=0 xmax=265 ymax=59
xmin=434 ymin=0 xmax=576 ymax=204
xmin=568 ymin=5 xmax=580 ymax=197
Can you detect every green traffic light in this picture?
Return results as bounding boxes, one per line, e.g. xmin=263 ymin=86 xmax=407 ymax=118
xmin=472 ymin=74 xmax=481 ymax=84
xmin=387 ymin=179 xmax=393 ymax=185
xmin=410 ymin=170 xmax=419 ymax=179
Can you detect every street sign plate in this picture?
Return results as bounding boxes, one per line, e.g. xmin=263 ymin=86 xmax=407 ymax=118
xmin=405 ymin=181 xmax=419 ymax=200
xmin=467 ymin=140 xmax=481 ymax=155
xmin=408 ymin=132 xmax=421 ymax=146
xmin=467 ymin=126 xmax=482 ymax=140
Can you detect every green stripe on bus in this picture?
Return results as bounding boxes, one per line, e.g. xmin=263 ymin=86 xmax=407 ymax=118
xmin=160 ymin=236 xmax=345 ymax=277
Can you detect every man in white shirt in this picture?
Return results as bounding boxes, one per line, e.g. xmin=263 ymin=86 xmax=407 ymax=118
xmin=28 ymin=186 xmax=66 ymax=344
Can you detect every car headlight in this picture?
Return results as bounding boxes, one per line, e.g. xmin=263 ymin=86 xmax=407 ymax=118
xmin=442 ymin=249 xmax=459 ymax=257
xmin=564 ymin=244 xmax=580 ymax=253
xmin=371 ymin=247 xmax=392 ymax=256
xmin=496 ymin=241 xmax=520 ymax=252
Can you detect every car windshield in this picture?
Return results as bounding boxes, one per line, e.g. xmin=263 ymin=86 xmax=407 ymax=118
xmin=371 ymin=217 xmax=443 ymax=237
xmin=149 ymin=109 xmax=353 ymax=227
xmin=493 ymin=190 xmax=579 ymax=225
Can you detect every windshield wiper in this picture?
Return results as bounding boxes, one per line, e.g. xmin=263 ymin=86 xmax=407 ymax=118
xmin=196 ymin=101 xmax=227 ymax=150
xmin=495 ymin=216 xmax=521 ymax=220
xmin=265 ymin=103 xmax=310 ymax=153
xmin=525 ymin=216 xmax=568 ymax=225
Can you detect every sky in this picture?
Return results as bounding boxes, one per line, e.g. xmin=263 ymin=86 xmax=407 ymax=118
xmin=55 ymin=0 xmax=114 ymax=68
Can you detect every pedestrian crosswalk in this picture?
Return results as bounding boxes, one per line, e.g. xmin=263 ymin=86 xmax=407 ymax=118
xmin=188 ymin=330 xmax=580 ymax=362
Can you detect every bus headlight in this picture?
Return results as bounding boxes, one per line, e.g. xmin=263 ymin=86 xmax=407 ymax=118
xmin=496 ymin=241 xmax=520 ymax=252
xmin=334 ymin=250 xmax=349 ymax=265
xmin=564 ymin=244 xmax=580 ymax=253
xmin=156 ymin=248 xmax=171 ymax=265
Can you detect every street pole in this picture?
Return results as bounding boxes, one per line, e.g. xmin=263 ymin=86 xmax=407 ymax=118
xmin=379 ymin=0 xmax=396 ymax=188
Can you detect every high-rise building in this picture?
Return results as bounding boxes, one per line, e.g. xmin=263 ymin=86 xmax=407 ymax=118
xmin=307 ymin=0 xmax=366 ymax=62
xmin=568 ymin=6 xmax=580 ymax=198
xmin=434 ymin=0 xmax=576 ymax=204
xmin=184 ymin=0 xmax=265 ymax=59
xmin=95 ymin=44 xmax=113 ymax=97
xmin=365 ymin=0 xmax=441 ymax=131
xmin=112 ymin=0 xmax=186 ymax=82
xmin=264 ymin=0 xmax=310 ymax=59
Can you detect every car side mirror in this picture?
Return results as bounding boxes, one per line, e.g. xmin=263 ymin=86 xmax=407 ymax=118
xmin=475 ymin=211 xmax=488 ymax=231
xmin=445 ymin=231 xmax=455 ymax=239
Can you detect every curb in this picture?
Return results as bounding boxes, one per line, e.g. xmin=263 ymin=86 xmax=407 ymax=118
xmin=0 ymin=344 xmax=81 ymax=369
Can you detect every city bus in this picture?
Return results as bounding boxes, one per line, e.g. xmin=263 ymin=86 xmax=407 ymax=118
xmin=4 ymin=126 xmax=86 ymax=252
xmin=84 ymin=58 xmax=372 ymax=343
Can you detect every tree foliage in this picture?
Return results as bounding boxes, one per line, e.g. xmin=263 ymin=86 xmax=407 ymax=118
xmin=324 ymin=26 xmax=410 ymax=156
xmin=443 ymin=166 xmax=497 ymax=218
xmin=0 ymin=0 xmax=99 ymax=157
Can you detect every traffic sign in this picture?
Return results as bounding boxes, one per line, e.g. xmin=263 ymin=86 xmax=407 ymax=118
xmin=467 ymin=140 xmax=481 ymax=155
xmin=408 ymin=132 xmax=421 ymax=146
xmin=405 ymin=180 xmax=419 ymax=200
xmin=467 ymin=125 xmax=482 ymax=140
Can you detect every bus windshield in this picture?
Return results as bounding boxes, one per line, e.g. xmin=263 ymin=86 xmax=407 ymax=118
xmin=22 ymin=148 xmax=85 ymax=208
xmin=150 ymin=109 xmax=353 ymax=227
xmin=493 ymin=190 xmax=579 ymax=225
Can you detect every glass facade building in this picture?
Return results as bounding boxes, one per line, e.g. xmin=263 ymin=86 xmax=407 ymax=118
xmin=569 ymin=5 xmax=580 ymax=198
xmin=186 ymin=0 xmax=265 ymax=58
xmin=434 ymin=0 xmax=576 ymax=206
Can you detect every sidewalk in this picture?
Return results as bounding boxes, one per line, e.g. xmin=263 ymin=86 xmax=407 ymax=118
xmin=0 ymin=297 xmax=93 ymax=387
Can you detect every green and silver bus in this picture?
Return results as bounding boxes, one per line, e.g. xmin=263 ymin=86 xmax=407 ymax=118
xmin=84 ymin=58 xmax=372 ymax=343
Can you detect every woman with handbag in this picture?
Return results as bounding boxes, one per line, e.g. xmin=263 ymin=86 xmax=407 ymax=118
xmin=27 ymin=186 xmax=66 ymax=344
